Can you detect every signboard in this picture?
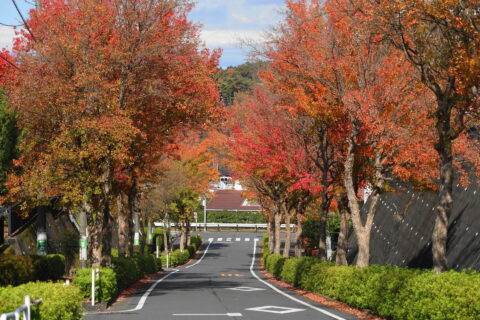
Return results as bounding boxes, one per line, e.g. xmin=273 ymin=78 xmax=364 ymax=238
xmin=194 ymin=212 xmax=198 ymax=219
xmin=80 ymin=237 xmax=87 ymax=249
xmin=134 ymin=232 xmax=140 ymax=246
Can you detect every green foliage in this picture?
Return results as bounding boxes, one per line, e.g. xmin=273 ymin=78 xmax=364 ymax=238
xmin=0 ymin=92 xmax=20 ymax=195
xmin=265 ymin=254 xmax=285 ymax=278
xmin=206 ymin=211 xmax=265 ymax=224
xmin=112 ymin=256 xmax=141 ymax=291
xmin=264 ymin=252 xmax=480 ymax=320
xmin=190 ymin=234 xmax=202 ymax=248
xmin=216 ymin=62 xmax=265 ymax=105
xmin=73 ymin=267 xmax=117 ymax=302
xmin=0 ymin=254 xmax=35 ymax=286
xmin=32 ymin=254 xmax=65 ymax=282
xmin=0 ymin=282 xmax=83 ymax=320
xmin=134 ymin=254 xmax=157 ymax=276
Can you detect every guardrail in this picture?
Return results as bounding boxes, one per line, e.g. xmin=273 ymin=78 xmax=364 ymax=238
xmin=0 ymin=296 xmax=42 ymax=320
xmin=154 ymin=222 xmax=296 ymax=231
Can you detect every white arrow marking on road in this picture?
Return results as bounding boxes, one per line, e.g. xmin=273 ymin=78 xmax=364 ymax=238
xmin=173 ymin=313 xmax=242 ymax=317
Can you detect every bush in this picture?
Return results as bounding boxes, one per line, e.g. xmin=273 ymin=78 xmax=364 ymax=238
xmin=134 ymin=254 xmax=157 ymax=276
xmin=0 ymin=255 xmax=35 ymax=286
xmin=265 ymin=254 xmax=285 ymax=278
xmin=190 ymin=235 xmax=202 ymax=251
xmin=112 ymin=257 xmax=140 ymax=291
xmin=0 ymin=282 xmax=83 ymax=320
xmin=32 ymin=254 xmax=65 ymax=282
xmin=264 ymin=252 xmax=480 ymax=320
xmin=73 ymin=267 xmax=117 ymax=302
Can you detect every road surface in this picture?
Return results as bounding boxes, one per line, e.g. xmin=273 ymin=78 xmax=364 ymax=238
xmin=86 ymin=232 xmax=358 ymax=320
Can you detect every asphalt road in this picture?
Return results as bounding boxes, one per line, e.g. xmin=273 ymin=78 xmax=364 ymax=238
xmin=86 ymin=231 xmax=358 ymax=320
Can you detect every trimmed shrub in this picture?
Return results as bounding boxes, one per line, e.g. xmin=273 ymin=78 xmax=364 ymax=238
xmin=32 ymin=254 xmax=66 ymax=282
xmin=265 ymin=254 xmax=285 ymax=278
xmin=112 ymin=257 xmax=140 ymax=291
xmin=190 ymin=235 xmax=202 ymax=251
xmin=73 ymin=267 xmax=117 ymax=302
xmin=0 ymin=255 xmax=35 ymax=286
xmin=0 ymin=282 xmax=83 ymax=320
xmin=134 ymin=254 xmax=157 ymax=276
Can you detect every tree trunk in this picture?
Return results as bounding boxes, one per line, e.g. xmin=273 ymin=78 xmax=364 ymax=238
xmin=274 ymin=207 xmax=282 ymax=255
xmin=433 ymin=105 xmax=454 ymax=273
xmin=117 ymin=193 xmax=127 ymax=258
xmin=139 ymin=213 xmax=146 ymax=254
xmin=283 ymin=208 xmax=291 ymax=258
xmin=336 ymin=200 xmax=349 ymax=266
xmin=318 ymin=214 xmax=328 ymax=261
xmin=268 ymin=213 xmax=275 ymax=254
xmin=186 ymin=218 xmax=191 ymax=246
xmin=344 ymin=127 xmax=381 ymax=267
xmin=88 ymin=159 xmax=113 ymax=267
xmin=294 ymin=207 xmax=304 ymax=258
xmin=163 ymin=212 xmax=170 ymax=254
xmin=179 ymin=221 xmax=185 ymax=252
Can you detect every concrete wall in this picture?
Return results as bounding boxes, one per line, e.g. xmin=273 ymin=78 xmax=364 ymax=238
xmin=347 ymin=180 xmax=480 ymax=271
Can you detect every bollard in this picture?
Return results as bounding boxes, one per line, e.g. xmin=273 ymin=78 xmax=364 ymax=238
xmin=217 ymin=224 xmax=220 ymax=231
xmin=91 ymin=269 xmax=95 ymax=306
xmin=167 ymin=253 xmax=170 ymax=268
xmin=236 ymin=224 xmax=239 ymax=232
xmin=255 ymin=224 xmax=257 ymax=233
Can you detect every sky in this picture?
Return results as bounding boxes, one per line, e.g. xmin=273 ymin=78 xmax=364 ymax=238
xmin=0 ymin=0 xmax=285 ymax=68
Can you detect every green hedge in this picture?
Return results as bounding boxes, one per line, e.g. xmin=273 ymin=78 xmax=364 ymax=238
xmin=32 ymin=254 xmax=66 ymax=282
xmin=0 ymin=255 xmax=35 ymax=286
xmin=73 ymin=267 xmax=118 ymax=302
xmin=161 ymin=235 xmax=203 ymax=267
xmin=207 ymin=211 xmax=265 ymax=223
xmin=0 ymin=282 xmax=83 ymax=320
xmin=73 ymin=254 xmax=162 ymax=303
xmin=262 ymin=235 xmax=480 ymax=320
xmin=0 ymin=254 xmax=66 ymax=286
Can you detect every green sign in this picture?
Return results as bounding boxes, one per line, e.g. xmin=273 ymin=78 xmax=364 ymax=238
xmin=37 ymin=239 xmax=47 ymax=252
xmin=148 ymin=233 xmax=153 ymax=240
xmin=80 ymin=237 xmax=87 ymax=249
xmin=134 ymin=232 xmax=140 ymax=246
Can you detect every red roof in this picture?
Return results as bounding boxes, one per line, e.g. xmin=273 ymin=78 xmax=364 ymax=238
xmin=206 ymin=190 xmax=262 ymax=211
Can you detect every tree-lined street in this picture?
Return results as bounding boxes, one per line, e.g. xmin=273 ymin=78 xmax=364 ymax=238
xmin=87 ymin=232 xmax=357 ymax=320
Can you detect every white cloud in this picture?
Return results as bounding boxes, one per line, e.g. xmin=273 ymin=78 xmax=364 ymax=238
xmin=0 ymin=26 xmax=15 ymax=50
xmin=200 ymin=29 xmax=264 ymax=47
xmin=231 ymin=13 xmax=252 ymax=24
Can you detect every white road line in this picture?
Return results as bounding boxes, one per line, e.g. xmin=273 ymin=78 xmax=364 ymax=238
xmin=173 ymin=313 xmax=242 ymax=317
xmin=245 ymin=238 xmax=250 ymax=242
xmin=236 ymin=238 xmax=241 ymax=242
xmin=249 ymin=239 xmax=347 ymax=320
xmin=218 ymin=238 xmax=223 ymax=241
xmin=226 ymin=238 xmax=232 ymax=242
xmin=84 ymin=240 xmax=213 ymax=315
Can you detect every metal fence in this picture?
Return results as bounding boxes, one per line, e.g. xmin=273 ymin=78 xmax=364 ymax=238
xmin=154 ymin=222 xmax=296 ymax=231
xmin=0 ymin=296 xmax=42 ymax=320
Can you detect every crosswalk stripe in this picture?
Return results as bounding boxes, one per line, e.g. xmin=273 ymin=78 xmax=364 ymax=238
xmin=217 ymin=238 xmax=223 ymax=241
xmin=245 ymin=238 xmax=250 ymax=242
xmin=226 ymin=238 xmax=232 ymax=242
xmin=235 ymin=238 xmax=241 ymax=241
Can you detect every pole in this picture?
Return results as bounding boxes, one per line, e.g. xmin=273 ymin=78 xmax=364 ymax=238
xmin=202 ymin=199 xmax=207 ymax=232
xmin=79 ymin=211 xmax=87 ymax=269
xmin=91 ymin=269 xmax=95 ymax=306
xmin=156 ymin=236 xmax=159 ymax=258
